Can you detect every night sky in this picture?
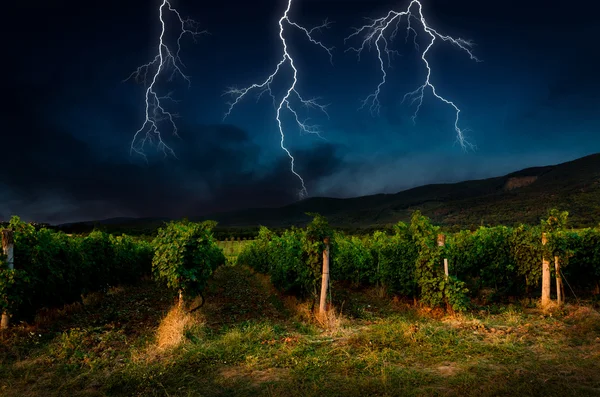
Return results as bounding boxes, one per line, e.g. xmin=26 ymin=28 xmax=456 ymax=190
xmin=3 ymin=0 xmax=599 ymax=224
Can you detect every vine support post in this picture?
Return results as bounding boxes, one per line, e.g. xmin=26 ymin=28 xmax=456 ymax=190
xmin=319 ymin=237 xmax=330 ymax=318
xmin=541 ymin=233 xmax=552 ymax=309
xmin=1 ymin=229 xmax=15 ymax=330
xmin=178 ymin=289 xmax=184 ymax=309
xmin=437 ymin=234 xmax=448 ymax=278
xmin=555 ymin=256 xmax=563 ymax=306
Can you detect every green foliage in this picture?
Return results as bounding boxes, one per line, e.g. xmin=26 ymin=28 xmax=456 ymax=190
xmin=237 ymin=227 xmax=272 ymax=274
xmin=303 ymin=213 xmax=334 ymax=293
xmin=0 ymin=258 xmax=28 ymax=314
xmin=152 ymin=221 xmax=225 ymax=299
xmin=447 ymin=226 xmax=517 ymax=298
xmin=370 ymin=224 xmax=418 ymax=296
xmin=110 ymin=234 xmax=154 ymax=283
xmin=410 ymin=211 xmax=470 ymax=310
xmin=563 ymin=228 xmax=600 ymax=290
xmin=1 ymin=216 xmax=153 ymax=321
xmin=230 ymin=210 xmax=600 ymax=310
xmin=268 ymin=228 xmax=307 ymax=295
xmin=332 ymin=232 xmax=375 ymax=286
xmin=541 ymin=209 xmax=570 ymax=261
xmin=238 ymin=214 xmax=333 ymax=299
xmin=443 ymin=276 xmax=471 ymax=312
xmin=508 ymin=225 xmax=542 ymax=290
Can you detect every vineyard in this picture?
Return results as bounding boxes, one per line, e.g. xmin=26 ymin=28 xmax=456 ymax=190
xmin=2 ymin=210 xmax=600 ymax=325
xmin=237 ymin=210 xmax=600 ymax=310
xmin=0 ymin=217 xmax=225 ymax=326
xmin=1 ymin=211 xmax=600 ymax=396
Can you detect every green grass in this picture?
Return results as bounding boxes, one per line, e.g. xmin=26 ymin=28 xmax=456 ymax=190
xmin=1 ymin=265 xmax=600 ymax=396
xmin=217 ymin=240 xmax=254 ymax=264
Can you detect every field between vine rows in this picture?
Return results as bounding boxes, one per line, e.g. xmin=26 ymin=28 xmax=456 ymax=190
xmin=1 ymin=263 xmax=600 ymax=397
xmin=217 ymin=240 xmax=254 ymax=264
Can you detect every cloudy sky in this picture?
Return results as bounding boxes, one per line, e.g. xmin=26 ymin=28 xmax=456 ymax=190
xmin=2 ymin=0 xmax=599 ymax=224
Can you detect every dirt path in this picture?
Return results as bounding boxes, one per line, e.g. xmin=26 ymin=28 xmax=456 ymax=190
xmin=201 ymin=265 xmax=290 ymax=329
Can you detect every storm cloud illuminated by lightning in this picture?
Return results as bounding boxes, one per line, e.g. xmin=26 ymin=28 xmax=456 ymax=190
xmin=345 ymin=0 xmax=481 ymax=149
xmin=223 ymin=0 xmax=334 ymax=199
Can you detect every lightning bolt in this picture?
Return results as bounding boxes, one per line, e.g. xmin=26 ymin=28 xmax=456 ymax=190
xmin=223 ymin=0 xmax=334 ymax=199
xmin=345 ymin=0 xmax=481 ymax=149
xmin=125 ymin=0 xmax=206 ymax=161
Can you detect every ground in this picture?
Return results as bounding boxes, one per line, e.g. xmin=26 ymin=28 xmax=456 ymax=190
xmin=1 ymin=264 xmax=600 ymax=396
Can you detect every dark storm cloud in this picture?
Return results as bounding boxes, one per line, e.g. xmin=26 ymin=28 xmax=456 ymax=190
xmin=2 ymin=0 xmax=599 ymax=223
xmin=0 ymin=80 xmax=347 ymax=224
xmin=502 ymin=50 xmax=600 ymax=148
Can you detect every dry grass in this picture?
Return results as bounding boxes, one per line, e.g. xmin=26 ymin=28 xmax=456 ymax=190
xmin=315 ymin=305 xmax=346 ymax=332
xmin=155 ymin=305 xmax=195 ymax=351
xmin=282 ymin=296 xmax=312 ymax=321
xmin=2 ymin=266 xmax=600 ymax=397
xmin=220 ymin=366 xmax=290 ymax=386
xmin=34 ymin=287 xmax=128 ymax=327
xmin=131 ymin=305 xmax=202 ymax=364
xmin=34 ymin=301 xmax=84 ymax=326
xmin=564 ymin=305 xmax=600 ymax=322
xmin=106 ymin=286 xmax=126 ymax=296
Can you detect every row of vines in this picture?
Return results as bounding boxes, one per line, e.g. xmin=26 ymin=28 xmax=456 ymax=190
xmin=0 ymin=217 xmax=225 ymax=324
xmin=238 ymin=210 xmax=600 ymax=311
xmin=2 ymin=209 xmax=599 ymax=321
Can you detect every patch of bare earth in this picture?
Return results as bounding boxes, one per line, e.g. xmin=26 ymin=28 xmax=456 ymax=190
xmin=393 ymin=362 xmax=462 ymax=378
xmin=436 ymin=363 xmax=460 ymax=377
xmin=220 ymin=366 xmax=290 ymax=386
xmin=564 ymin=306 xmax=600 ymax=322
xmin=504 ymin=176 xmax=538 ymax=190
xmin=201 ymin=266 xmax=287 ymax=329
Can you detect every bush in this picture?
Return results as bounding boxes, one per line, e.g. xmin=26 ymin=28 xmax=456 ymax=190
xmin=152 ymin=220 xmax=225 ymax=301
xmin=447 ymin=226 xmax=516 ymax=298
xmin=332 ymin=232 xmax=375 ymax=286
xmin=268 ymin=228 xmax=307 ymax=296
xmin=371 ymin=225 xmax=418 ymax=296
xmin=237 ymin=226 xmax=274 ymax=274
xmin=563 ymin=228 xmax=600 ymax=292
xmin=411 ymin=211 xmax=470 ymax=311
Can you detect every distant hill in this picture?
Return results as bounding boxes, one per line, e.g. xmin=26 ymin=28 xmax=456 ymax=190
xmin=58 ymin=153 xmax=600 ymax=233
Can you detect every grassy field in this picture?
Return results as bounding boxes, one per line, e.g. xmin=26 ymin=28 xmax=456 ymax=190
xmin=1 ymin=263 xmax=600 ymax=396
xmin=217 ymin=240 xmax=254 ymax=264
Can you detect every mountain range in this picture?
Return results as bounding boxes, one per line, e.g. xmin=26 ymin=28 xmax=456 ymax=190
xmin=58 ymin=153 xmax=600 ymax=234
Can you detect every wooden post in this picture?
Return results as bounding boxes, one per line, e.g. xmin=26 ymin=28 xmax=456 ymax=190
xmin=1 ymin=229 xmax=15 ymax=329
xmin=319 ymin=237 xmax=330 ymax=317
xmin=541 ymin=233 xmax=551 ymax=308
xmin=2 ymin=230 xmax=14 ymax=271
xmin=555 ymin=256 xmax=563 ymax=306
xmin=178 ymin=289 xmax=184 ymax=309
xmin=437 ymin=234 xmax=448 ymax=278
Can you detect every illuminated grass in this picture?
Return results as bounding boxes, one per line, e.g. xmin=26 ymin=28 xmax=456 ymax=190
xmin=0 ymin=265 xmax=599 ymax=396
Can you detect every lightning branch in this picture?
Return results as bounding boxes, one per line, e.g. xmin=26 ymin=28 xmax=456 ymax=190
xmin=345 ymin=0 xmax=481 ymax=149
xmin=126 ymin=0 xmax=206 ymax=161
xmin=223 ymin=0 xmax=334 ymax=199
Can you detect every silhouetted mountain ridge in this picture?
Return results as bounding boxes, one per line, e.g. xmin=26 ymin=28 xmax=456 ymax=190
xmin=59 ymin=153 xmax=600 ymax=232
